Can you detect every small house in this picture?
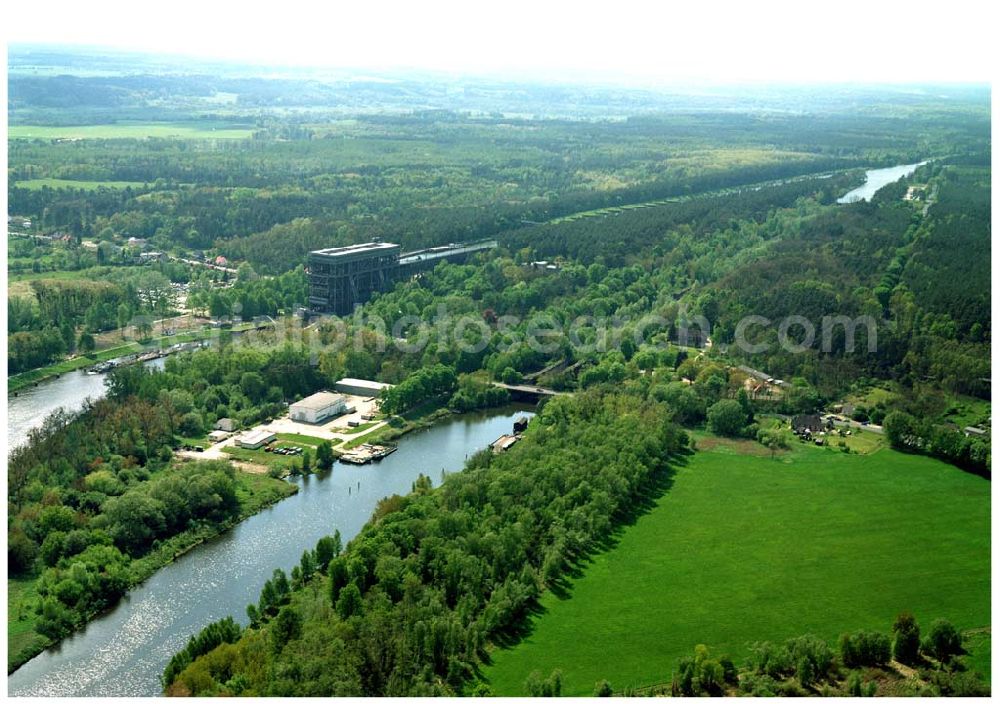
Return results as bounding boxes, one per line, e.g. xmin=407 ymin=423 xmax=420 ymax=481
xmin=215 ymin=418 xmax=237 ymax=432
xmin=207 ymin=430 xmax=230 ymax=443
xmin=792 ymin=414 xmax=824 ymax=434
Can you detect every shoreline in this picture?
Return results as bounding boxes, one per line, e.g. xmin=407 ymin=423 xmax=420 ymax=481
xmin=8 ymin=321 xmax=270 ymax=394
xmin=7 ymin=399 xmax=532 ymax=679
xmin=7 ymin=472 xmax=297 ymax=675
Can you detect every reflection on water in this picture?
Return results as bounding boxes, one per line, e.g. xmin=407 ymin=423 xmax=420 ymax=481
xmin=7 ymin=405 xmax=534 ymax=697
xmin=837 ymin=162 xmax=926 ymax=204
xmin=8 ymin=358 xmax=166 ymax=453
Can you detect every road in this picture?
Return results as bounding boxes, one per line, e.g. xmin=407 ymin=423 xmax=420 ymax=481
xmin=491 ymin=382 xmax=570 ymax=397
xmin=169 ymin=254 xmax=238 ymax=275
xmin=832 ymin=418 xmax=884 ymax=435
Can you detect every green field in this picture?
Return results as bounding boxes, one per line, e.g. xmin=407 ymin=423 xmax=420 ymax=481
xmin=12 ymin=178 xmax=150 ymax=191
xmin=8 ymin=122 xmax=254 ymax=140
xmin=275 ymin=432 xmax=331 ymax=446
xmin=7 ymin=577 xmax=47 ymax=674
xmin=485 ymin=442 xmax=990 ymax=695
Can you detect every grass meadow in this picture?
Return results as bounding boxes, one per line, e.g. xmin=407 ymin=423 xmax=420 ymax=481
xmin=484 ymin=441 xmax=990 ymax=695
xmin=8 ymin=122 xmax=254 ymax=140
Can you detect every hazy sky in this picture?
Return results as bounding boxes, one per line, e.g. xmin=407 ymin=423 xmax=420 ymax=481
xmin=5 ymin=0 xmax=995 ymax=84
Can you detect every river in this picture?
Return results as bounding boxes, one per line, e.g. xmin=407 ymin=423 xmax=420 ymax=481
xmin=837 ymin=161 xmax=926 ymax=203
xmin=7 ymin=359 xmax=167 ymax=453
xmin=7 ymin=404 xmax=535 ymax=697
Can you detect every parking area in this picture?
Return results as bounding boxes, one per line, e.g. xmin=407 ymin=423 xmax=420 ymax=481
xmin=174 ymin=394 xmax=388 ymax=469
xmin=266 ymin=394 xmax=384 ymax=441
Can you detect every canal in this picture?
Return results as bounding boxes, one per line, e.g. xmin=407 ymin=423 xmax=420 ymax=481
xmin=7 ymin=359 xmax=168 ymax=453
xmin=7 ymin=404 xmax=535 ymax=696
xmin=837 ymin=161 xmax=926 ymax=203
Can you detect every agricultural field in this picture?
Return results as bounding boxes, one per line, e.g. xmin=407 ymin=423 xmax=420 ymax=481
xmin=8 ymin=121 xmax=254 ymax=140
xmin=484 ymin=441 xmax=990 ymax=695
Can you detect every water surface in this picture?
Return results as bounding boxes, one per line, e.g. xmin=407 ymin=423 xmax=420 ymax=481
xmin=837 ymin=162 xmax=926 ymax=203
xmin=7 ymin=405 xmax=534 ymax=696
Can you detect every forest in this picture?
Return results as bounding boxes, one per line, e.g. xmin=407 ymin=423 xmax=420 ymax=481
xmin=6 ymin=57 xmax=991 ymax=695
xmin=162 ymin=391 xmax=689 ymax=695
xmin=6 ymin=388 xmax=291 ymax=659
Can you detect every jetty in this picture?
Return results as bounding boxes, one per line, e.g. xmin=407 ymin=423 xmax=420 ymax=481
xmin=339 ymin=443 xmax=398 ymax=465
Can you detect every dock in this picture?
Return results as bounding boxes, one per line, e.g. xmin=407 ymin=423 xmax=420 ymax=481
xmin=87 ymin=342 xmax=205 ymax=374
xmin=339 ymin=443 xmax=398 ymax=464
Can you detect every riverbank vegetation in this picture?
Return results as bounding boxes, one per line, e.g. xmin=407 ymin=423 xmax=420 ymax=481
xmin=163 ymin=391 xmax=689 ymax=695
xmin=6 ymin=387 xmax=296 ymax=672
xmin=8 ymin=271 xmax=176 ymax=373
xmin=8 ymin=57 xmax=991 ymax=694
xmin=7 ymin=459 xmax=294 ymax=673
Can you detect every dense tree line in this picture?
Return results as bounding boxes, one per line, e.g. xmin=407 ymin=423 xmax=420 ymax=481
xmin=697 ymin=164 xmax=990 ymax=416
xmin=6 ymin=366 xmax=259 ymax=640
xmin=883 ymin=410 xmax=989 ymax=474
xmin=33 ymin=461 xmax=240 ymax=640
xmin=902 ymin=169 xmax=990 ymax=337
xmin=600 ymin=614 xmax=983 ymax=697
xmin=503 ymin=172 xmax=856 ymax=266
xmin=186 ymin=266 xmax=307 ymax=319
xmin=164 ymin=391 xmax=689 ymax=695
xmin=378 ymin=364 xmax=458 ymax=414
xmin=103 ymin=341 xmax=325 ymax=435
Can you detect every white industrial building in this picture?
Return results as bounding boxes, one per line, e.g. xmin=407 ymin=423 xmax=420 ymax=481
xmin=236 ymin=429 xmax=276 ymax=449
xmin=289 ymin=391 xmax=349 ymax=424
xmin=335 ymin=378 xmax=392 ymax=398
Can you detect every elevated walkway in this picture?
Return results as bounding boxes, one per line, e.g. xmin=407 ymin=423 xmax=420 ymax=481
xmin=399 ymin=239 xmax=497 ymax=267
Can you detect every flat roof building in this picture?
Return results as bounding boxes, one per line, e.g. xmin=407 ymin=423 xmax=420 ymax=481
xmin=491 ymin=434 xmax=521 ymax=454
xmin=236 ymin=429 xmax=276 ymax=449
xmin=335 ymin=378 xmax=392 ymax=398
xmin=307 ymin=239 xmax=499 ymax=315
xmin=290 ymin=391 xmax=348 ymax=424
xmin=308 ymin=242 xmax=402 ymax=316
